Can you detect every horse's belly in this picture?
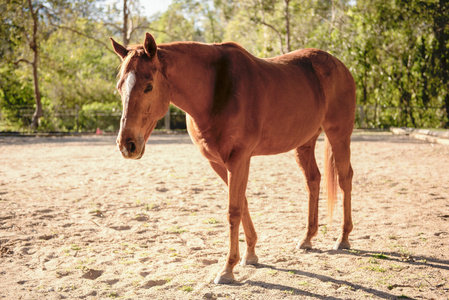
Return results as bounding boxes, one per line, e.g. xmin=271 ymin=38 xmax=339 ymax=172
xmin=253 ymin=131 xmax=317 ymax=156
xmin=253 ymin=115 xmax=323 ymax=156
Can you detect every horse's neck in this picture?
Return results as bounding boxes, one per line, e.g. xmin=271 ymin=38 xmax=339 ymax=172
xmin=162 ymin=43 xmax=218 ymax=125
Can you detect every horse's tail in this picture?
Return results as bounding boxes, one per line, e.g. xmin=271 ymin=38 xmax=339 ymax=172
xmin=324 ymin=135 xmax=338 ymax=225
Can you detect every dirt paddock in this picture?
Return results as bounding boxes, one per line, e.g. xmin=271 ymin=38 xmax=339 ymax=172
xmin=1 ymin=131 xmax=448 ymax=299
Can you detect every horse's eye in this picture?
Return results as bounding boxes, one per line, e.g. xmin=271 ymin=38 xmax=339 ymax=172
xmin=144 ymin=84 xmax=153 ymax=93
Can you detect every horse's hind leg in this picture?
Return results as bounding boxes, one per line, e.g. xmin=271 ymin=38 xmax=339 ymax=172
xmin=294 ymin=129 xmax=322 ymax=250
xmin=208 ymin=161 xmax=258 ymax=265
xmin=324 ymin=128 xmax=353 ymax=250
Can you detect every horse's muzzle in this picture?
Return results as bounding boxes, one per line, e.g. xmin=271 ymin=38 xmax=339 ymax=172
xmin=117 ymin=136 xmax=145 ymax=159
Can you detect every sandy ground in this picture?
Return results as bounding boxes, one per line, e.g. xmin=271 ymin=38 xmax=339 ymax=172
xmin=0 ymin=131 xmax=448 ymax=299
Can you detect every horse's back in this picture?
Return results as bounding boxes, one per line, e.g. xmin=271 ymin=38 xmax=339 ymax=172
xmin=278 ymin=48 xmax=356 ymax=132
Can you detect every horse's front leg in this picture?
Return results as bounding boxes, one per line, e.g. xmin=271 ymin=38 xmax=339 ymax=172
xmin=240 ymin=196 xmax=258 ymax=265
xmin=214 ymin=156 xmax=251 ymax=284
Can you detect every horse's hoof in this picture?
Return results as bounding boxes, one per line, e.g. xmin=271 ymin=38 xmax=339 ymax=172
xmin=241 ymin=254 xmax=259 ymax=266
xmin=297 ymin=240 xmax=312 ymax=250
xmin=214 ymin=272 xmax=235 ymax=284
xmin=333 ymin=240 xmax=351 ymax=250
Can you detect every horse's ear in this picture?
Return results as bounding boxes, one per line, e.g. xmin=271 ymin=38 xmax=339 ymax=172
xmin=144 ymin=33 xmax=157 ymax=58
xmin=110 ymin=38 xmax=128 ymax=60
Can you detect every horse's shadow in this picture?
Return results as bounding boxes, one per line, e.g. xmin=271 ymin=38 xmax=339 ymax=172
xmin=236 ymin=248 xmax=448 ymax=299
xmin=242 ymin=277 xmax=342 ymax=300
xmin=332 ymin=248 xmax=449 ymax=271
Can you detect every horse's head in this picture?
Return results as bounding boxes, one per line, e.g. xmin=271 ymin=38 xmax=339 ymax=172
xmin=111 ymin=33 xmax=169 ymax=159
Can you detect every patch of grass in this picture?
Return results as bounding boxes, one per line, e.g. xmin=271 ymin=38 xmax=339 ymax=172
xmin=71 ymin=244 xmax=81 ymax=251
xmin=397 ymin=247 xmax=414 ymax=262
xmin=267 ymin=269 xmax=277 ymax=275
xmin=320 ymin=225 xmax=328 ymax=236
xmin=180 ymin=285 xmax=193 ymax=292
xmin=145 ymin=203 xmax=155 ymax=211
xmin=364 ymin=265 xmax=386 ymax=272
xmin=138 ymin=252 xmax=151 ymax=258
xmin=74 ymin=258 xmax=96 ymax=269
xmin=298 ymin=281 xmax=309 ymax=286
xmin=107 ymin=292 xmax=118 ymax=298
xmin=368 ymin=257 xmax=379 ymax=264
xmin=371 ymin=253 xmax=389 ymax=260
xmin=339 ymin=284 xmax=355 ymax=291
xmin=377 ymin=274 xmax=394 ymax=287
xmin=132 ymin=279 xmax=141 ymax=287
xmin=168 ymin=226 xmax=187 ymax=234
xmin=204 ymin=218 xmax=219 ymax=224
xmin=390 ymin=263 xmax=405 ymax=272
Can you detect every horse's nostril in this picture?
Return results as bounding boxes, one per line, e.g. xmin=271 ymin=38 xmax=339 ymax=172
xmin=129 ymin=141 xmax=136 ymax=153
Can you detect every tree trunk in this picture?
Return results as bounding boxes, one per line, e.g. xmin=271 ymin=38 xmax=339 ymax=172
xmin=28 ymin=0 xmax=43 ymax=129
xmin=31 ymin=57 xmax=43 ymax=129
xmin=123 ymin=0 xmax=130 ymax=46
xmin=284 ymin=0 xmax=291 ymax=53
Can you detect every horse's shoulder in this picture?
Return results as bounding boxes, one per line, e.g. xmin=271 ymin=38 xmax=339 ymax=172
xmin=214 ymin=42 xmax=256 ymax=63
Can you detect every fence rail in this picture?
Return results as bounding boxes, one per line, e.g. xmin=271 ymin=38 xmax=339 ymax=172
xmin=1 ymin=107 xmax=187 ymax=132
xmin=1 ymin=104 xmax=448 ymax=132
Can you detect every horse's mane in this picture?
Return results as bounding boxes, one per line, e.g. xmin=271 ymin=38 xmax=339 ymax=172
xmin=118 ymin=41 xmax=255 ymax=81
xmin=117 ymin=45 xmax=146 ymax=79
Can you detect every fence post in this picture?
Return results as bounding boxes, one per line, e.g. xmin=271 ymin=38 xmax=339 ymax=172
xmin=75 ymin=104 xmax=80 ymax=132
xmin=358 ymin=105 xmax=365 ymax=128
xmin=164 ymin=110 xmax=170 ymax=131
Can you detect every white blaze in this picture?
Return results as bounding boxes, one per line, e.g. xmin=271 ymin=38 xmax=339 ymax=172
xmin=123 ymin=71 xmax=136 ymax=112
xmin=118 ymin=71 xmax=137 ymax=157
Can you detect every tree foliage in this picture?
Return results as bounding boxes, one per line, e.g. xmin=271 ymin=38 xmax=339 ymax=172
xmin=1 ymin=0 xmax=448 ymax=131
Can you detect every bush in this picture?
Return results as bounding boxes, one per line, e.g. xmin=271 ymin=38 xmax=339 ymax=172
xmin=0 ymin=65 xmax=35 ymax=130
xmin=78 ymin=102 xmax=122 ymax=132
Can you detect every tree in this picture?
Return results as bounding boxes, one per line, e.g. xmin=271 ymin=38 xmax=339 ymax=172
xmin=102 ymin=0 xmax=154 ymax=46
xmin=1 ymin=0 xmax=120 ymax=131
xmin=7 ymin=0 xmax=48 ymax=129
xmin=240 ymin=0 xmax=293 ymax=54
xmin=1 ymin=0 xmax=92 ymax=129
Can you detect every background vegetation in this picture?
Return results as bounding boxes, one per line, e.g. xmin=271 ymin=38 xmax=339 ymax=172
xmin=1 ymin=0 xmax=448 ymax=132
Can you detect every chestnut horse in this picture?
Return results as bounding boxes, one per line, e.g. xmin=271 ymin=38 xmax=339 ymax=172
xmin=110 ymin=33 xmax=355 ymax=284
